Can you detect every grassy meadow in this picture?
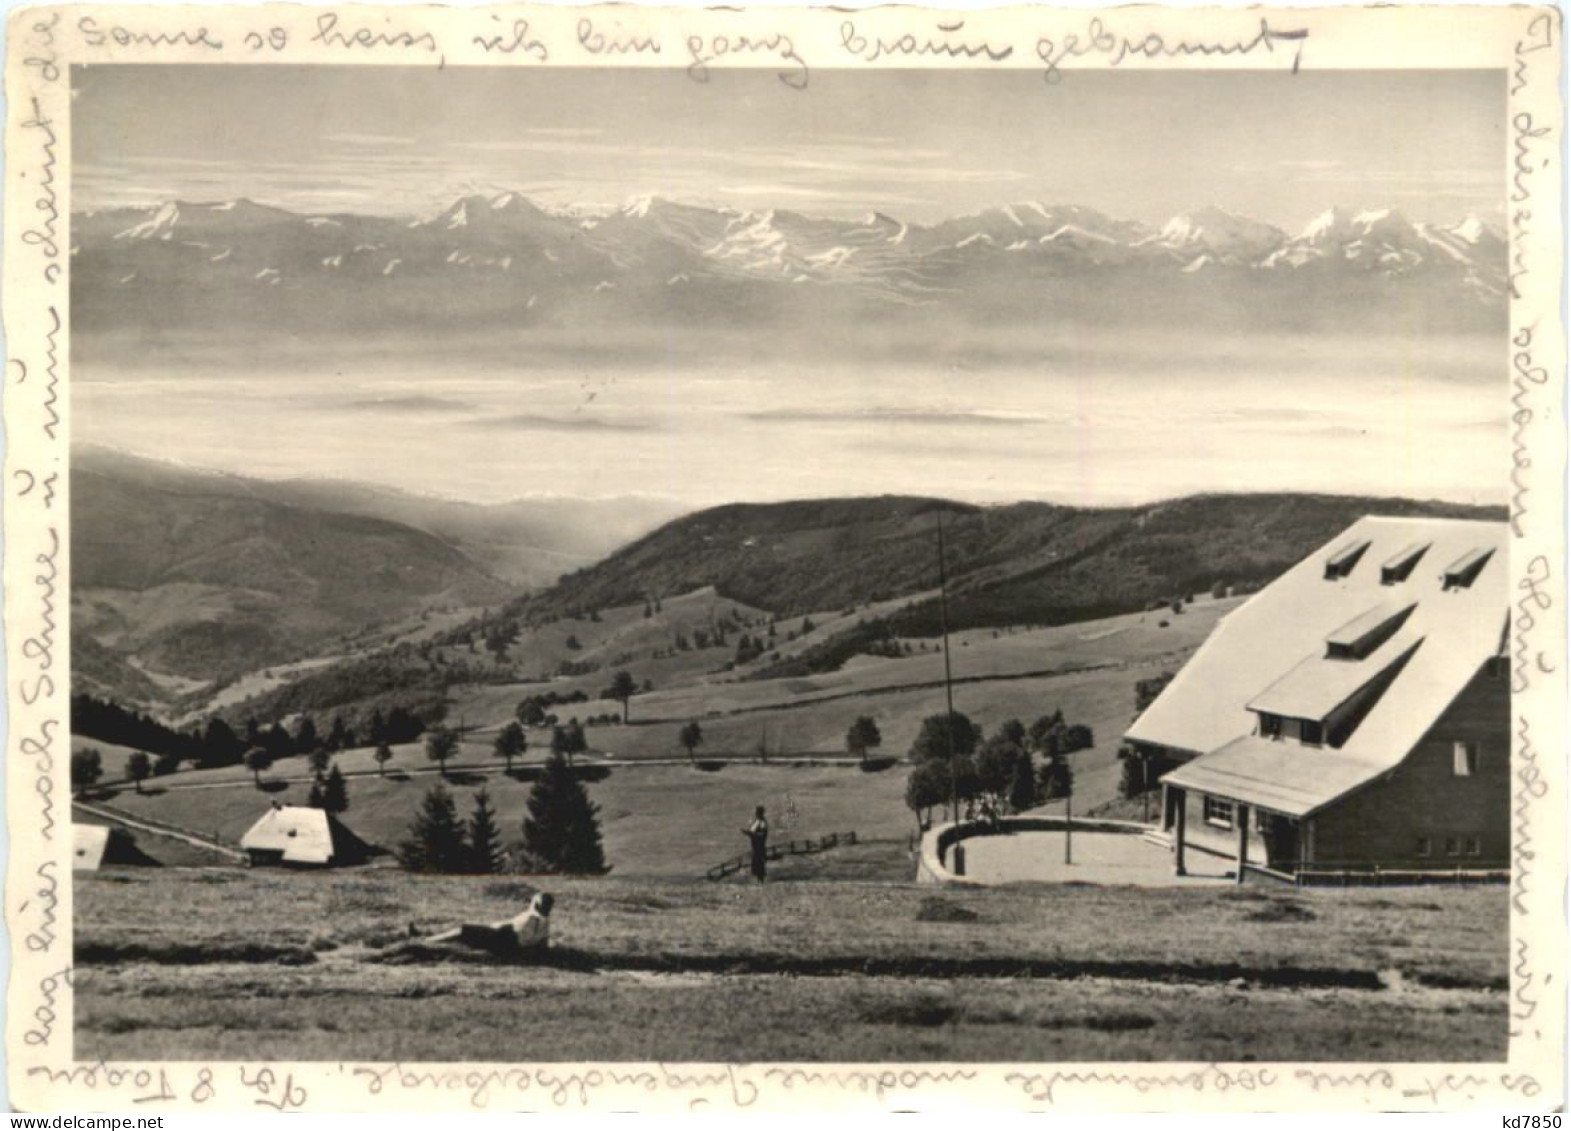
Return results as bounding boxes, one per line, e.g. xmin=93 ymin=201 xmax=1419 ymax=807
xmin=75 ymin=871 xmax=1508 ymax=1063
xmin=88 ymin=761 xmax=917 ymax=879
xmin=71 ymin=587 xmax=1511 ymax=1066
xmin=75 ymin=594 xmax=1240 ymax=876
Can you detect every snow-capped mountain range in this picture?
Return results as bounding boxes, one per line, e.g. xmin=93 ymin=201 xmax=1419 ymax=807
xmin=71 ymin=194 xmax=1507 ymax=336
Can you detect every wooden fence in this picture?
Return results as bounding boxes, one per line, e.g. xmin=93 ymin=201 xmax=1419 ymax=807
xmin=706 ymin=831 xmax=858 ymax=881
xmin=1292 ymin=867 xmax=1509 ymax=888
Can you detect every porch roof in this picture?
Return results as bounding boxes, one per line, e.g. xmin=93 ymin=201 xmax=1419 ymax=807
xmin=1163 ymin=734 xmax=1390 ymax=818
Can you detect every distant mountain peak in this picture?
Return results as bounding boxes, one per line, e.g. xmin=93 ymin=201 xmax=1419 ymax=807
xmin=114 ymin=201 xmax=181 ymax=240
xmin=75 ymin=191 xmax=1509 ymax=332
xmin=1299 ymin=206 xmax=1355 ymax=244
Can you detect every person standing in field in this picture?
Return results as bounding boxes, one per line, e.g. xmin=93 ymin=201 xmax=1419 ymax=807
xmin=743 ymin=805 xmax=769 ymax=883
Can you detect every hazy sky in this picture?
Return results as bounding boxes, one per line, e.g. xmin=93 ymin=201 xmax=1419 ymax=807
xmin=74 ymin=66 xmax=1504 ymax=228
xmin=72 ymin=65 xmax=1508 ymax=510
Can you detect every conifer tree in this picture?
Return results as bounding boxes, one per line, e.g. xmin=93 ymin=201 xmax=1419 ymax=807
xmin=521 ymin=752 xmax=607 ymax=874
xmin=293 ymin=716 xmax=320 ymax=755
xmin=323 ymin=764 xmax=349 ymax=814
xmin=468 ymin=787 xmax=506 ymax=874
xmin=1009 ymin=749 xmax=1038 ymax=813
xmin=398 ymin=782 xmax=469 ymax=873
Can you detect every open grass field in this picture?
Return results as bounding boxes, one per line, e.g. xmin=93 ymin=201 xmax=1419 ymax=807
xmin=79 ymin=595 xmax=1228 ymax=869
xmin=447 ymin=593 xmax=1238 ymax=735
xmin=74 ymin=871 xmax=1508 ymax=1063
xmin=83 ymin=761 xmax=918 ymax=878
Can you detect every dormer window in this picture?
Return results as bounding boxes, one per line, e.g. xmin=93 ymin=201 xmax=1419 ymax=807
xmin=1324 ymin=540 xmax=1371 ymax=580
xmin=1325 ymin=602 xmax=1417 ymax=660
xmin=1256 ymin=712 xmax=1321 ymax=745
xmin=1442 ymin=547 xmax=1494 ymax=591
xmin=1249 ymin=640 xmax=1422 ymax=750
xmin=1381 ymin=543 xmax=1429 ymax=584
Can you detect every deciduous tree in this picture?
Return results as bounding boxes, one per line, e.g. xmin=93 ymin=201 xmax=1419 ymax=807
xmin=71 ymin=747 xmax=104 ymax=796
xmin=846 ymin=716 xmax=883 ymax=766
xmin=127 ymin=751 xmax=152 ymax=794
xmin=908 ymin=711 xmax=980 ymax=764
xmin=425 ymin=725 xmax=460 ymax=778
xmin=494 ymin=721 xmax=527 ymax=772
xmin=244 ymin=746 xmax=274 ymax=787
xmin=606 ymin=670 xmax=638 ymax=724
xmin=678 ymin=720 xmax=704 ymax=765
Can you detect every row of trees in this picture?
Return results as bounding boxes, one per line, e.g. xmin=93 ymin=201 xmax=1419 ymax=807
xmin=72 ymin=693 xmax=431 ymax=779
xmin=902 ymin=711 xmax=1089 ymax=831
xmin=72 ymin=739 xmax=355 ymax=815
xmin=660 ymin=714 xmax=883 ymax=768
xmin=397 ymin=752 xmax=607 ymax=875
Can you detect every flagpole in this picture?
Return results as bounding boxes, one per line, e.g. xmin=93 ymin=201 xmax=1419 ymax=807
xmin=936 ymin=510 xmax=959 ymax=825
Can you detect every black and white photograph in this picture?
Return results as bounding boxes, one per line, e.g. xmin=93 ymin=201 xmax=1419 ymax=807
xmin=4 ymin=2 xmax=1566 ymax=1112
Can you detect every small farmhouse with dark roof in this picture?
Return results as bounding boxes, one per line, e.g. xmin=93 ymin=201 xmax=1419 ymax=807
xmin=240 ymin=804 xmax=372 ymax=868
xmin=1125 ymin=516 xmax=1507 ymax=881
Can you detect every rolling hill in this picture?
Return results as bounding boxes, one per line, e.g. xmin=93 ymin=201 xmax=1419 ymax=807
xmin=72 ymin=453 xmax=1505 ymax=731
xmin=72 ymin=450 xmax=513 ymax=703
xmin=501 ymin=492 xmax=1505 ymax=648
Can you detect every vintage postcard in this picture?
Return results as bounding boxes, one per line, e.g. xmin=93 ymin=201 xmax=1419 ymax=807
xmin=4 ymin=1 xmax=1565 ymax=1113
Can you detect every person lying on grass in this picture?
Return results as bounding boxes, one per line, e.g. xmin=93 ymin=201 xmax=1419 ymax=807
xmin=410 ymin=892 xmax=553 ymax=956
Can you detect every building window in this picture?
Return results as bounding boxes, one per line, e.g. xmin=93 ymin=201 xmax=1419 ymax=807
xmin=1301 ymin=720 xmax=1324 ymax=746
xmin=1453 ymin=741 xmax=1480 ymax=777
xmin=1259 ymin=714 xmax=1282 ymax=739
xmin=1203 ymin=797 xmax=1234 ymax=829
xmin=1465 ymin=836 xmax=1481 ymax=857
xmin=1415 ymin=837 xmax=1431 ymax=858
xmin=1445 ymin=836 xmax=1461 ymax=857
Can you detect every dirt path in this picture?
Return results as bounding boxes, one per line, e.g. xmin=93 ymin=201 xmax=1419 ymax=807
xmin=101 ymin=752 xmax=871 ymax=794
xmin=72 ymin=800 xmax=247 ymax=861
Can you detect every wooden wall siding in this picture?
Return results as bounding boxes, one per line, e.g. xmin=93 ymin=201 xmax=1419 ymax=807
xmin=1181 ymin=790 xmax=1269 ymax=865
xmin=1309 ymin=663 xmax=1509 ymax=869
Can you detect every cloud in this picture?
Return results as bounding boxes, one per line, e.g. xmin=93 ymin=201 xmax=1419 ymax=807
xmin=345 ymin=395 xmax=476 ymax=413
xmin=714 ymin=184 xmax=940 ymax=208
xmin=464 ymin=413 xmax=656 ymax=433
xmin=744 ymin=407 xmax=1047 ymax=427
xmin=323 ymin=132 xmax=417 ymax=147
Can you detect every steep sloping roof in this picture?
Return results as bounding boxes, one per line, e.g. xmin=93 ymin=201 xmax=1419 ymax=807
xmin=1130 ymin=515 xmax=1506 ymax=813
xmin=1162 ymin=736 xmax=1388 ymax=817
xmin=1247 ymin=635 xmax=1422 ymax=721
xmin=241 ymin=806 xmax=350 ymax=865
xmin=73 ymin=824 xmax=111 ymax=871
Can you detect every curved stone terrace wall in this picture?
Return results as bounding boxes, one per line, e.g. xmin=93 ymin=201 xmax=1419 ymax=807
xmin=917 ymin=815 xmax=1152 ymax=885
